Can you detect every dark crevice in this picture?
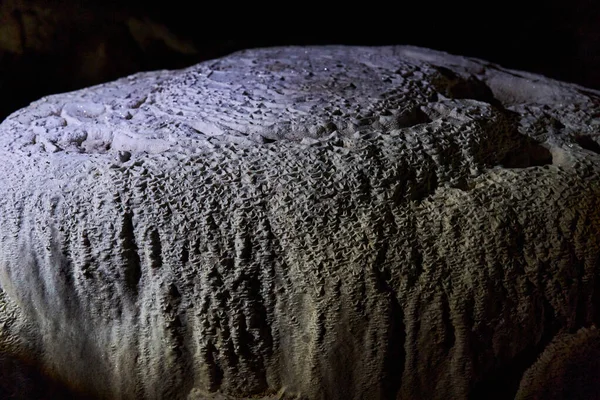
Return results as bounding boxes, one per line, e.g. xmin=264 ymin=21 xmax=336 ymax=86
xmin=235 ymin=304 xmax=269 ymax=395
xmin=81 ymin=231 xmax=93 ymax=278
xmin=574 ymin=135 xmax=600 ymax=154
xmin=180 ymin=242 xmax=189 ymax=265
xmin=257 ymin=213 xmax=282 ymax=376
xmin=168 ymin=283 xmax=181 ymax=301
xmin=260 ymin=136 xmax=277 ymax=144
xmin=491 ymin=110 xmax=555 ymax=169
xmin=52 ymin=227 xmax=75 ymax=293
xmin=410 ymin=169 xmax=439 ymax=201
xmin=469 ymin=295 xmax=562 ymax=399
xmin=238 ymin=234 xmax=253 ymax=260
xmin=382 ymin=294 xmax=406 ymax=400
xmin=148 ymin=228 xmax=163 ymax=269
xmin=372 ymin=243 xmax=405 ymax=400
xmin=501 ymin=142 xmax=553 ymax=168
xmin=570 ymin=234 xmax=588 ymax=328
xmin=236 ymin=314 xmax=253 ymax=360
xmin=592 ymin=253 xmax=600 ymax=326
xmin=120 ymin=211 xmax=142 ymax=294
xmin=432 ymin=66 xmax=502 ymax=107
xmin=408 ymin=243 xmax=424 ymax=288
xmin=247 ymin=273 xmax=274 ymax=358
xmin=395 ymin=106 xmax=431 ymax=128
xmin=205 ymin=342 xmax=224 ymax=392
xmin=440 ymin=292 xmax=456 ymax=350
xmin=165 ymin=281 xmax=192 ymax=397
xmin=118 ymin=150 xmax=131 ymax=162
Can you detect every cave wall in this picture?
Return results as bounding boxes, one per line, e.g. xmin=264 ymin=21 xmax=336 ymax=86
xmin=0 ymin=0 xmax=599 ymax=123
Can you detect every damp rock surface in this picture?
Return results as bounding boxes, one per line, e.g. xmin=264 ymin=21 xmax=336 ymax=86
xmin=0 ymin=46 xmax=600 ymax=399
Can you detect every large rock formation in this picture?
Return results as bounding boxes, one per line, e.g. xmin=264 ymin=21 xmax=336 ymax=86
xmin=0 ymin=46 xmax=599 ymax=399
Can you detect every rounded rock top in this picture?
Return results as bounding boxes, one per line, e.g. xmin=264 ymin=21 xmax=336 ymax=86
xmin=1 ymin=45 xmax=599 ymax=160
xmin=0 ymin=46 xmax=600 ymax=400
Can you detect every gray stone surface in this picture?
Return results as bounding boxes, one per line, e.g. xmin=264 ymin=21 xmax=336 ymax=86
xmin=0 ymin=46 xmax=599 ymax=399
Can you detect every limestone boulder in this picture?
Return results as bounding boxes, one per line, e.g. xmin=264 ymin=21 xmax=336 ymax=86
xmin=0 ymin=46 xmax=599 ymax=399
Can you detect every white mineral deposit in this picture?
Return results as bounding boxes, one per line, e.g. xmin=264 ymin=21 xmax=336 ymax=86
xmin=0 ymin=46 xmax=599 ymax=399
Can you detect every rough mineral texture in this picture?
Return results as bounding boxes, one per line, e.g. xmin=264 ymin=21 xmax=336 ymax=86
xmin=0 ymin=46 xmax=599 ymax=400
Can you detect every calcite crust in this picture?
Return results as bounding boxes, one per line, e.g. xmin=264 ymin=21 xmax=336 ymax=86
xmin=0 ymin=46 xmax=599 ymax=399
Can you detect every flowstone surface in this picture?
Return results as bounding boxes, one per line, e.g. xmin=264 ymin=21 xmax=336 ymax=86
xmin=0 ymin=46 xmax=599 ymax=399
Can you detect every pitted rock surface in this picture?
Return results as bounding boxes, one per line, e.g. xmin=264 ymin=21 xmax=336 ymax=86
xmin=0 ymin=46 xmax=600 ymax=400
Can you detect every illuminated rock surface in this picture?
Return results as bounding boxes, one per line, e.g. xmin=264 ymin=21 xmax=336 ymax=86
xmin=0 ymin=46 xmax=599 ymax=399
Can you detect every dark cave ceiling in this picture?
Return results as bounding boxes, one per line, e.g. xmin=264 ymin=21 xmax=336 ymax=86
xmin=0 ymin=0 xmax=598 ymax=122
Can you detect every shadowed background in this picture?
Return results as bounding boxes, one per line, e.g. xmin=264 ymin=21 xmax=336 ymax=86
xmin=0 ymin=0 xmax=599 ymax=122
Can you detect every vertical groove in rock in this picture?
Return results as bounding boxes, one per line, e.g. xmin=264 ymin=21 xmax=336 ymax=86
xmin=180 ymin=241 xmax=189 ymax=266
xmin=119 ymin=211 xmax=142 ymax=295
xmin=373 ymin=264 xmax=406 ymax=400
xmin=440 ymin=292 xmax=456 ymax=352
xmin=79 ymin=230 xmax=93 ymax=278
xmin=147 ymin=228 xmax=163 ymax=270
xmin=593 ymin=252 xmax=600 ymax=326
xmin=205 ymin=341 xmax=224 ymax=392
